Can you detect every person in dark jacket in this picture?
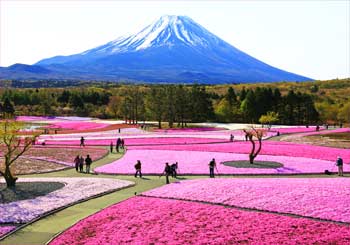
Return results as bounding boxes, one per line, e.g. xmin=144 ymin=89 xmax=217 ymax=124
xmin=74 ymin=155 xmax=80 ymax=172
xmin=80 ymin=137 xmax=85 ymax=147
xmin=163 ymin=162 xmax=172 ymax=184
xmin=85 ymin=155 xmax=92 ymax=174
xmin=121 ymin=138 xmax=125 ymax=149
xmin=110 ymin=141 xmax=113 ymax=153
xmin=79 ymin=156 xmax=84 ymax=173
xmin=116 ymin=138 xmax=121 ymax=152
xmin=134 ymin=160 xmax=142 ymax=178
xmin=171 ymin=162 xmax=178 ymax=178
xmin=209 ymin=158 xmax=217 ymax=178
xmin=336 ymin=156 xmax=344 ymax=176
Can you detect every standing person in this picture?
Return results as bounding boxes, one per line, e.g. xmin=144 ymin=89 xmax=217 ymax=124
xmin=74 ymin=155 xmax=80 ymax=172
xmin=80 ymin=137 xmax=85 ymax=147
xmin=209 ymin=158 xmax=216 ymax=178
xmin=244 ymin=132 xmax=248 ymax=141
xmin=121 ymin=138 xmax=125 ymax=149
xmin=163 ymin=162 xmax=172 ymax=184
xmin=116 ymin=138 xmax=121 ymax=152
xmin=118 ymin=128 xmax=121 ymax=133
xmin=85 ymin=154 xmax=92 ymax=174
xmin=110 ymin=141 xmax=113 ymax=153
xmin=336 ymin=156 xmax=344 ymax=176
xmin=230 ymin=134 xmax=234 ymax=142
xmin=134 ymin=160 xmax=142 ymax=178
xmin=171 ymin=162 xmax=178 ymax=178
xmin=79 ymin=156 xmax=84 ymax=173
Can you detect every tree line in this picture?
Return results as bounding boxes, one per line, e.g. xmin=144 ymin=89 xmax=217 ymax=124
xmin=0 ymin=85 xmax=321 ymax=126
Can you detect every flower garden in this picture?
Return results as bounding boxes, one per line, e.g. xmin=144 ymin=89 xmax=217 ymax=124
xmin=1 ymin=116 xmax=349 ymax=244
xmin=49 ymin=197 xmax=350 ymax=245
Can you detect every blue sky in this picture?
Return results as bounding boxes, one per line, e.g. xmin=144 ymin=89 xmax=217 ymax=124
xmin=0 ymin=0 xmax=349 ymax=80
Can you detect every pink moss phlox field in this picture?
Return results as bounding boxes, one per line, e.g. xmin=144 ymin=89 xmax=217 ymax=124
xmin=49 ymin=196 xmax=350 ymax=245
xmin=270 ymin=126 xmax=325 ymax=134
xmin=94 ymin=149 xmax=344 ymax=174
xmin=22 ymin=147 xmax=108 ymax=166
xmin=0 ymin=178 xmax=133 ymax=223
xmin=297 ymin=127 xmax=350 ymax=137
xmin=144 ymin=178 xmax=350 ymax=223
xmin=15 ymin=116 xmax=57 ymax=121
xmin=40 ymin=137 xmax=226 ymax=146
xmin=153 ymin=127 xmax=225 ymax=132
xmin=44 ymin=121 xmax=109 ymax=131
xmin=128 ymin=141 xmax=350 ymax=163
xmin=0 ymin=226 xmax=16 ymax=237
xmin=16 ymin=116 xmax=92 ymax=122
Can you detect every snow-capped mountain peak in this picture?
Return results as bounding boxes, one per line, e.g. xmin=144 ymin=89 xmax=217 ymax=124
xmin=30 ymin=15 xmax=311 ymax=83
xmin=84 ymin=15 xmax=216 ymax=55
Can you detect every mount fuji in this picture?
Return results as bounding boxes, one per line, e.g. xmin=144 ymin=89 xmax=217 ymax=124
xmin=0 ymin=15 xmax=311 ymax=83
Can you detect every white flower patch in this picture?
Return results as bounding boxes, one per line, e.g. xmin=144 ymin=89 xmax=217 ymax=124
xmin=0 ymin=178 xmax=134 ymax=223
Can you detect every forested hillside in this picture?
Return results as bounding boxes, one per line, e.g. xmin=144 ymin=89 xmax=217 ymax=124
xmin=0 ymin=78 xmax=349 ymax=126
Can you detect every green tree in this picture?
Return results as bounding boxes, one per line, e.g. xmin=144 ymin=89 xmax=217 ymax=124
xmin=338 ymin=102 xmax=350 ymax=123
xmin=146 ymin=86 xmax=166 ymax=128
xmin=2 ymin=97 xmax=15 ymax=118
xmin=0 ymin=121 xmax=36 ymax=188
xmin=259 ymin=111 xmax=279 ymax=128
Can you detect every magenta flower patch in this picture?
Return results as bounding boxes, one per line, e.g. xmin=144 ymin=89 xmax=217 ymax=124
xmin=0 ymin=225 xmax=16 ymax=238
xmin=49 ymin=196 xmax=350 ymax=245
xmin=94 ymin=149 xmax=344 ymax=175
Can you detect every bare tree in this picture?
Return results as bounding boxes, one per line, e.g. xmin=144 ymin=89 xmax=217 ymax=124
xmin=243 ymin=128 xmax=266 ymax=164
xmin=0 ymin=120 xmax=36 ymax=188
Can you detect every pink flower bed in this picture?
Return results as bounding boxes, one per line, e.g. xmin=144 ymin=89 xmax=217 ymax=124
xmin=298 ymin=127 xmax=350 ymax=137
xmin=144 ymin=178 xmax=350 ymax=223
xmin=49 ymin=196 xmax=350 ymax=245
xmin=21 ymin=146 xmax=108 ymax=167
xmin=44 ymin=121 xmax=109 ymax=131
xmin=0 ymin=226 xmax=16 ymax=238
xmin=16 ymin=116 xmax=92 ymax=122
xmin=16 ymin=116 xmax=56 ymax=121
xmin=128 ymin=141 xmax=350 ymax=163
xmin=270 ymin=126 xmax=325 ymax=134
xmin=153 ymin=127 xmax=225 ymax=132
xmin=94 ymin=149 xmax=346 ymax=175
xmin=40 ymin=137 xmax=226 ymax=146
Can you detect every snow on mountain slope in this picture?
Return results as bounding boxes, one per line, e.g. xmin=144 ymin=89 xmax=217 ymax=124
xmin=82 ymin=15 xmax=218 ymax=55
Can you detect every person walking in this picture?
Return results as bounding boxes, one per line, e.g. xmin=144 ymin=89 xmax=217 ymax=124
xmin=116 ymin=138 xmax=121 ymax=152
xmin=79 ymin=156 xmax=84 ymax=173
xmin=171 ymin=162 xmax=178 ymax=178
xmin=230 ymin=134 xmax=234 ymax=142
xmin=74 ymin=155 xmax=80 ymax=172
xmin=209 ymin=158 xmax=217 ymax=178
xmin=110 ymin=141 xmax=113 ymax=153
xmin=163 ymin=162 xmax=172 ymax=184
xmin=134 ymin=160 xmax=142 ymax=178
xmin=121 ymin=138 xmax=125 ymax=149
xmin=85 ymin=154 xmax=92 ymax=174
xmin=336 ymin=156 xmax=344 ymax=176
xmin=80 ymin=136 xmax=85 ymax=147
